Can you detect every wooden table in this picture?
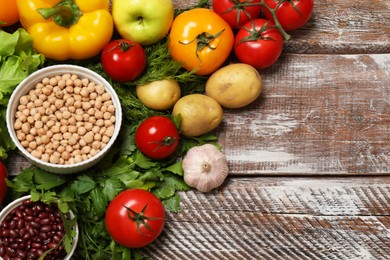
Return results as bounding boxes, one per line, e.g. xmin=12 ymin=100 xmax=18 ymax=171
xmin=6 ymin=0 xmax=390 ymax=259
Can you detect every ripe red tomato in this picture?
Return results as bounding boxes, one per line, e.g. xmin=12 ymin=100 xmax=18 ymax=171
xmin=212 ymin=0 xmax=263 ymax=29
xmin=234 ymin=18 xmax=284 ymax=69
xmin=105 ymin=189 xmax=165 ymax=248
xmin=263 ymin=0 xmax=314 ymax=32
xmin=101 ymin=39 xmax=146 ymax=82
xmin=0 ymin=162 xmax=7 ymax=205
xmin=135 ymin=116 xmax=179 ymax=160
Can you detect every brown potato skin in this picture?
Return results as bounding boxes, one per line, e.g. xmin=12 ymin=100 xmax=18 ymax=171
xmin=136 ymin=79 xmax=181 ymax=110
xmin=205 ymin=63 xmax=262 ymax=108
xmin=172 ymin=94 xmax=223 ymax=137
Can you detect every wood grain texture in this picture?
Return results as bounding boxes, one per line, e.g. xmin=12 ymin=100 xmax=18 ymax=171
xmin=217 ymin=54 xmax=390 ymax=176
xmin=144 ymin=177 xmax=390 ymax=259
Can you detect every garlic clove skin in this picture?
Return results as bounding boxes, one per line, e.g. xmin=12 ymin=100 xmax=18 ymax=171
xmin=182 ymin=144 xmax=229 ymax=192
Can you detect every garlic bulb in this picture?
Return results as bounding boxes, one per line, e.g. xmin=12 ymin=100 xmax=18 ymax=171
xmin=182 ymin=144 xmax=229 ymax=192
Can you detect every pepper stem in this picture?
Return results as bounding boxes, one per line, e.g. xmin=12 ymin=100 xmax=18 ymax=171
xmin=37 ymin=0 xmax=82 ymax=28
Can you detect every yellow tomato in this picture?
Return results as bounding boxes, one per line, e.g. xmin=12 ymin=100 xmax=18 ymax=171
xmin=168 ymin=8 xmax=234 ymax=76
xmin=0 ymin=0 xmax=19 ymax=27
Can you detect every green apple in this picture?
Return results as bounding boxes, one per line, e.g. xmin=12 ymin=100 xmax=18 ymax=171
xmin=112 ymin=0 xmax=174 ymax=46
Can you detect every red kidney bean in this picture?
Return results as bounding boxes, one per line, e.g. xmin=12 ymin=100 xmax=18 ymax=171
xmin=16 ymin=249 xmax=27 ymax=258
xmin=40 ymin=218 xmax=50 ymax=226
xmin=29 ymin=221 xmax=40 ymax=229
xmin=0 ymin=200 xmax=69 ymax=260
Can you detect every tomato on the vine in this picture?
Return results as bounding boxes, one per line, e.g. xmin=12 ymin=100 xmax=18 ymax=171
xmin=263 ymin=0 xmax=314 ymax=32
xmin=101 ymin=39 xmax=146 ymax=82
xmin=0 ymin=162 xmax=7 ymax=205
xmin=168 ymin=8 xmax=234 ymax=75
xmin=105 ymin=189 xmax=165 ymax=248
xmin=212 ymin=0 xmax=263 ymax=29
xmin=135 ymin=116 xmax=179 ymax=160
xmin=234 ymin=18 xmax=284 ymax=69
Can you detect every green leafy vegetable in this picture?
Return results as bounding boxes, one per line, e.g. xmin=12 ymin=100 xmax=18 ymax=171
xmin=0 ymin=28 xmax=45 ymax=160
xmin=8 ymin=124 xmax=217 ymax=259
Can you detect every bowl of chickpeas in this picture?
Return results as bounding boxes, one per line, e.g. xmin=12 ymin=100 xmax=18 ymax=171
xmin=6 ymin=65 xmax=122 ymax=174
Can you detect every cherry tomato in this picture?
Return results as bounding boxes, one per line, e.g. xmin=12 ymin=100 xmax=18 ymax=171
xmin=0 ymin=162 xmax=7 ymax=205
xmin=101 ymin=39 xmax=146 ymax=82
xmin=168 ymin=8 xmax=234 ymax=75
xmin=263 ymin=0 xmax=314 ymax=32
xmin=135 ymin=116 xmax=179 ymax=160
xmin=105 ymin=189 xmax=165 ymax=248
xmin=212 ymin=0 xmax=263 ymax=29
xmin=0 ymin=0 xmax=19 ymax=27
xmin=234 ymin=18 xmax=284 ymax=69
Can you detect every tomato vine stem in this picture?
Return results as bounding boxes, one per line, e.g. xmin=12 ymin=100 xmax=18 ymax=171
xmin=260 ymin=0 xmax=291 ymax=41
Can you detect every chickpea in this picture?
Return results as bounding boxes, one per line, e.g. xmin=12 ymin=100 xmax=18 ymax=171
xmin=101 ymin=93 xmax=111 ymax=102
xmin=60 ymin=125 xmax=68 ymax=134
xmin=92 ymin=126 xmax=100 ymax=134
xmin=21 ymin=140 xmax=29 ymax=148
xmin=16 ymin=131 xmax=26 ymax=141
xmin=61 ymin=151 xmax=71 ymax=160
xmin=49 ymin=77 xmax=58 ymax=86
xmin=68 ymin=106 xmax=76 ymax=113
xmin=34 ymin=121 xmax=43 ymax=129
xmin=62 ymin=73 xmax=71 ymax=80
xmin=50 ymin=154 xmax=60 ymax=164
xmin=63 ymin=132 xmax=72 ymax=140
xmin=82 ymin=78 xmax=89 ymax=87
xmin=106 ymin=126 xmax=115 ymax=137
xmin=89 ymin=92 xmax=98 ymax=100
xmin=19 ymin=96 xmax=29 ymax=105
xmin=30 ymin=127 xmax=37 ymax=136
xmin=84 ymin=131 xmax=94 ymax=144
xmin=46 ymin=130 xmax=54 ymax=138
xmin=94 ymin=133 xmax=102 ymax=142
xmin=41 ymin=154 xmax=50 ymax=162
xmin=42 ymin=86 xmax=52 ymax=96
xmin=25 ymin=134 xmax=34 ymax=142
xmin=77 ymin=127 xmax=87 ymax=136
xmin=31 ymin=150 xmax=42 ymax=159
xmin=21 ymin=123 xmax=30 ymax=134
xmin=68 ymin=125 xmax=77 ymax=133
xmin=53 ymin=133 xmax=62 ymax=141
xmin=58 ymin=80 xmax=66 ymax=89
xmin=22 ymin=108 xmax=30 ymax=117
xmin=14 ymin=120 xmax=22 ymax=130
xmin=88 ymin=116 xmax=96 ymax=124
xmin=80 ymin=87 xmax=89 ymax=97
xmin=81 ymin=146 xmax=91 ymax=155
xmin=37 ymin=128 xmax=46 ymax=137
xmin=66 ymin=79 xmax=74 ymax=87
xmin=102 ymin=135 xmax=110 ymax=144
xmin=95 ymin=85 xmax=104 ymax=94
xmin=74 ymin=154 xmax=83 ymax=163
xmin=41 ymin=135 xmax=50 ymax=144
xmin=34 ymin=99 xmax=43 ymax=107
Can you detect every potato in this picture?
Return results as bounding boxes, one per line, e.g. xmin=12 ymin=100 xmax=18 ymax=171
xmin=136 ymin=79 xmax=181 ymax=110
xmin=172 ymin=94 xmax=223 ymax=137
xmin=205 ymin=63 xmax=262 ymax=109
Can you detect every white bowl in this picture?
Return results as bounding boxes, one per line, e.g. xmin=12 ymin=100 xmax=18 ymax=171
xmin=6 ymin=65 xmax=122 ymax=174
xmin=0 ymin=195 xmax=79 ymax=260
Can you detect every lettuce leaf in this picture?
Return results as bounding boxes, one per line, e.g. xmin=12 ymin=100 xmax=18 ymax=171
xmin=0 ymin=28 xmax=45 ymax=159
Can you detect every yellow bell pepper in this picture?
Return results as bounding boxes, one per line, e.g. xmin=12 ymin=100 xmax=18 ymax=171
xmin=17 ymin=0 xmax=113 ymax=60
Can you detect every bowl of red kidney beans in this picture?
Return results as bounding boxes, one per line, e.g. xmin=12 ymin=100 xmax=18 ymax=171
xmin=0 ymin=195 xmax=78 ymax=259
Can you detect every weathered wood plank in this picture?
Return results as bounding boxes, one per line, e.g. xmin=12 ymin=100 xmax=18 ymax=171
xmin=217 ymin=53 xmax=390 ymax=176
xmin=144 ymin=177 xmax=390 ymax=259
xmin=172 ymin=0 xmax=390 ymax=54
